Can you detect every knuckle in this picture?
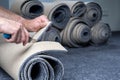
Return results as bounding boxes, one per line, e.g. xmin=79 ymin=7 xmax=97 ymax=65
xmin=22 ymin=37 xmax=25 ymax=42
xmin=21 ymin=38 xmax=25 ymax=42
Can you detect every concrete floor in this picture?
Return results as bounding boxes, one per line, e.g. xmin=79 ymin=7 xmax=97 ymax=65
xmin=0 ymin=32 xmax=120 ymax=80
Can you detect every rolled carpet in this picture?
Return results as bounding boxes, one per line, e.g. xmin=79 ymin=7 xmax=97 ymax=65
xmin=58 ymin=1 xmax=87 ymax=17
xmin=61 ymin=17 xmax=91 ymax=47
xmin=42 ymin=2 xmax=71 ymax=30
xmin=10 ymin=0 xmax=44 ymax=19
xmin=71 ymin=23 xmax=91 ymax=45
xmin=42 ymin=27 xmax=61 ymax=43
xmin=83 ymin=2 xmax=102 ymax=27
xmin=90 ymin=22 xmax=111 ymax=45
xmin=0 ymin=36 xmax=67 ymax=80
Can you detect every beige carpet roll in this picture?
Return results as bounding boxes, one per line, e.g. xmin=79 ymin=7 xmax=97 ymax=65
xmin=0 ymin=35 xmax=67 ymax=80
xmin=90 ymin=22 xmax=111 ymax=45
xmin=10 ymin=0 xmax=44 ymax=19
xmin=42 ymin=2 xmax=71 ymax=29
xmin=61 ymin=17 xmax=91 ymax=47
xmin=58 ymin=1 xmax=87 ymax=17
xmin=83 ymin=2 xmax=102 ymax=27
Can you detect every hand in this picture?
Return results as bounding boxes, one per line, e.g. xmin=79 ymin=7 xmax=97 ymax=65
xmin=0 ymin=18 xmax=29 ymax=46
xmin=0 ymin=7 xmax=49 ymax=32
xmin=23 ymin=15 xmax=49 ymax=32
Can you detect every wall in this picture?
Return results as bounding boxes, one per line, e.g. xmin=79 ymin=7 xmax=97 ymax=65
xmin=94 ymin=0 xmax=120 ymax=31
xmin=0 ymin=0 xmax=9 ymax=9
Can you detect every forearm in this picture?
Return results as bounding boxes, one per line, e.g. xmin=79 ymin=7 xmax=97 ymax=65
xmin=0 ymin=16 xmax=29 ymax=45
xmin=0 ymin=6 xmax=25 ymax=23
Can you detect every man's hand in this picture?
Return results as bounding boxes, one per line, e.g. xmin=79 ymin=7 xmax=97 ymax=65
xmin=0 ymin=7 xmax=49 ymax=45
xmin=0 ymin=17 xmax=29 ymax=46
xmin=23 ymin=15 xmax=49 ymax=32
xmin=0 ymin=7 xmax=49 ymax=32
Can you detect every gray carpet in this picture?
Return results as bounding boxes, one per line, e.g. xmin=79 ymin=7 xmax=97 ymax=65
xmin=0 ymin=32 xmax=120 ymax=80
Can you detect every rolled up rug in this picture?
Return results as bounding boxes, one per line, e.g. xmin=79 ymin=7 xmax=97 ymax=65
xmin=58 ymin=1 xmax=87 ymax=17
xmin=42 ymin=27 xmax=61 ymax=43
xmin=83 ymin=2 xmax=102 ymax=27
xmin=10 ymin=0 xmax=44 ymax=19
xmin=61 ymin=17 xmax=91 ymax=47
xmin=0 ymin=35 xmax=67 ymax=80
xmin=42 ymin=2 xmax=71 ymax=30
xmin=90 ymin=22 xmax=111 ymax=45
xmin=71 ymin=23 xmax=91 ymax=45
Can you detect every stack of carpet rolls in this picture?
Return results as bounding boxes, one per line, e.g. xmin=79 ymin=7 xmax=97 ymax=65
xmin=59 ymin=1 xmax=111 ymax=47
xmin=10 ymin=0 xmax=44 ymax=19
xmin=9 ymin=0 xmax=111 ymax=47
xmin=0 ymin=34 xmax=67 ymax=80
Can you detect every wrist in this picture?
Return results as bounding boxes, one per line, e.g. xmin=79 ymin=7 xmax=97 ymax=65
xmin=17 ymin=17 xmax=26 ymax=24
xmin=20 ymin=18 xmax=32 ymax=31
xmin=18 ymin=17 xmax=28 ymax=28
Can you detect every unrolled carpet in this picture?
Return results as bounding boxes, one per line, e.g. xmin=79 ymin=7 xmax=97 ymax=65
xmin=0 ymin=32 xmax=120 ymax=80
xmin=10 ymin=0 xmax=44 ymax=19
xmin=0 ymin=35 xmax=67 ymax=80
xmin=42 ymin=2 xmax=71 ymax=30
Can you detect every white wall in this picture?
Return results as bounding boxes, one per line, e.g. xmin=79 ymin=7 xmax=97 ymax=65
xmin=94 ymin=0 xmax=120 ymax=31
xmin=0 ymin=0 xmax=9 ymax=9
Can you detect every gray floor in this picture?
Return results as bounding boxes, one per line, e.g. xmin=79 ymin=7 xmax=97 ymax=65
xmin=0 ymin=32 xmax=120 ymax=80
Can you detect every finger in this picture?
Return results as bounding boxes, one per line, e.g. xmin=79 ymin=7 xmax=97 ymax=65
xmin=16 ymin=27 xmax=22 ymax=44
xmin=23 ymin=27 xmax=29 ymax=46
xmin=20 ymin=26 xmax=26 ymax=46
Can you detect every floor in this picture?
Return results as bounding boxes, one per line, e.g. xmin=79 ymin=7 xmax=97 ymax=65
xmin=0 ymin=32 xmax=120 ymax=80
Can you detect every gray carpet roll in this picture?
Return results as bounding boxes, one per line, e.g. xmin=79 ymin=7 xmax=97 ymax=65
xmin=0 ymin=36 xmax=67 ymax=80
xmin=58 ymin=1 xmax=87 ymax=17
xmin=83 ymin=2 xmax=102 ymax=27
xmin=10 ymin=0 xmax=44 ymax=19
xmin=42 ymin=2 xmax=71 ymax=29
xmin=42 ymin=27 xmax=61 ymax=43
xmin=71 ymin=23 xmax=91 ymax=44
xmin=20 ymin=55 xmax=54 ymax=80
xmin=20 ymin=55 xmax=63 ymax=80
xmin=90 ymin=22 xmax=111 ymax=45
xmin=61 ymin=17 xmax=91 ymax=47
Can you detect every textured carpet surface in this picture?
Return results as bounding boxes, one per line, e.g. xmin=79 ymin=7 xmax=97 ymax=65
xmin=0 ymin=32 xmax=120 ymax=80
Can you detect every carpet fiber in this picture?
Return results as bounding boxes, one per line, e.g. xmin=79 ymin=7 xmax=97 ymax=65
xmin=0 ymin=32 xmax=120 ymax=80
